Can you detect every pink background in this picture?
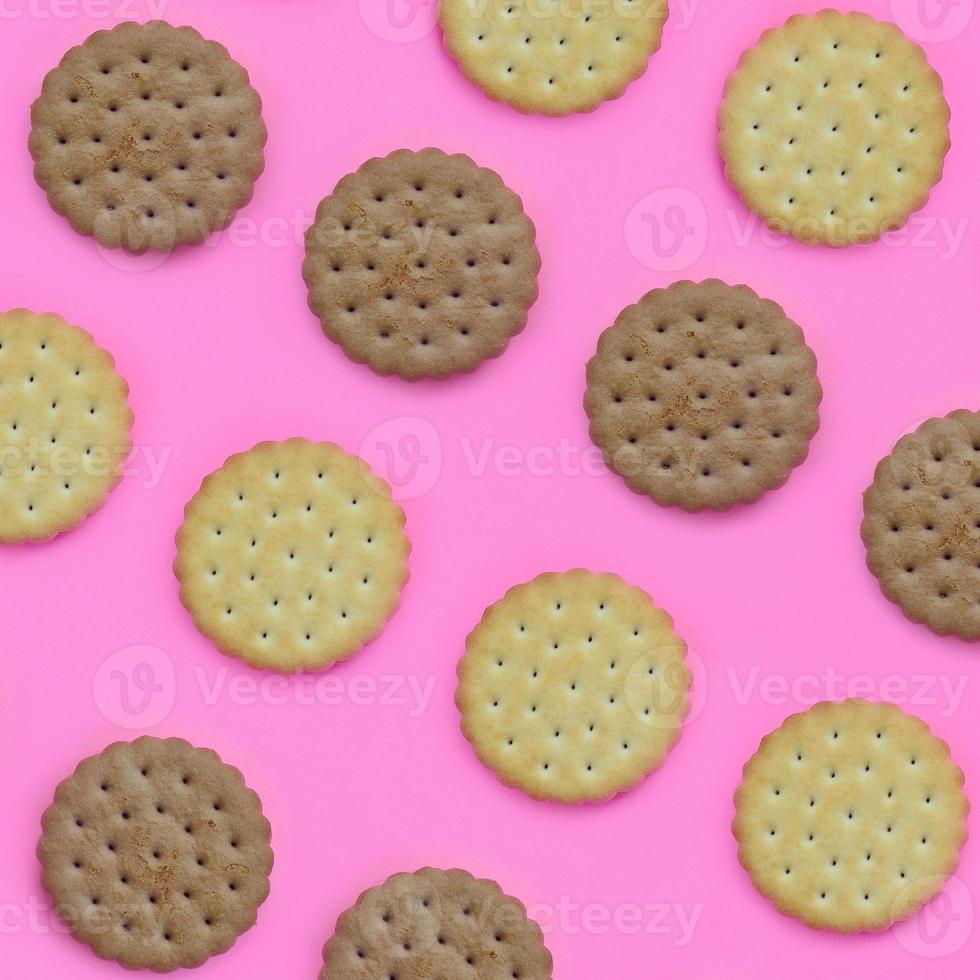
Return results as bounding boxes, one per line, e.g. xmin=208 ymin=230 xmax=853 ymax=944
xmin=1 ymin=0 xmax=979 ymax=976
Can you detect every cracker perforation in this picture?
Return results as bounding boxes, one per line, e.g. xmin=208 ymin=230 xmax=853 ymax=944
xmin=174 ymin=438 xmax=410 ymax=672
xmin=30 ymin=20 xmax=267 ymax=252
xmin=861 ymin=410 xmax=980 ymax=640
xmin=0 ymin=309 xmax=133 ymax=543
xmin=38 ymin=737 xmax=273 ymax=971
xmin=457 ymin=570 xmax=690 ymax=804
xmin=719 ymin=11 xmax=950 ymax=246
xmin=734 ymin=700 xmax=968 ymax=932
xmin=304 ymin=148 xmax=539 ymax=380
xmin=440 ymin=0 xmax=669 ymax=116
xmin=585 ymin=280 xmax=821 ymax=511
xmin=320 ymin=868 xmax=553 ymax=979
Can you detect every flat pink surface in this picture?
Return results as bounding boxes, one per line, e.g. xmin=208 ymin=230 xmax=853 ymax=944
xmin=1 ymin=1 xmax=979 ymax=977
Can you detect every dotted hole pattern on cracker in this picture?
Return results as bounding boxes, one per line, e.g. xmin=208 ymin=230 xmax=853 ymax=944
xmin=304 ymin=148 xmax=540 ymax=380
xmin=174 ymin=439 xmax=410 ymax=672
xmin=38 ymin=737 xmax=273 ymax=972
xmin=719 ymin=11 xmax=950 ymax=246
xmin=320 ymin=868 xmax=554 ymax=980
xmin=734 ymin=700 xmax=968 ymax=933
xmin=457 ymin=570 xmax=691 ymax=804
xmin=0 ymin=310 xmax=133 ymax=544
xmin=440 ymin=0 xmax=670 ymax=116
xmin=862 ymin=410 xmax=980 ymax=641
xmin=585 ymin=280 xmax=822 ymax=511
xmin=29 ymin=20 xmax=267 ymax=253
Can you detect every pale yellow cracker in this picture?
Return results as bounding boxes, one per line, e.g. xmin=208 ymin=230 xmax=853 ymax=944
xmin=719 ymin=11 xmax=950 ymax=246
xmin=174 ymin=438 xmax=410 ymax=672
xmin=734 ymin=699 xmax=968 ymax=932
xmin=457 ymin=569 xmax=690 ymax=804
xmin=439 ymin=0 xmax=669 ymax=116
xmin=0 ymin=309 xmax=132 ymax=544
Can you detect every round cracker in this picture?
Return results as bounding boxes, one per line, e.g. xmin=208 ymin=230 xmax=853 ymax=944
xmin=719 ymin=11 xmax=950 ymax=246
xmin=457 ymin=569 xmax=690 ymax=804
xmin=861 ymin=410 xmax=980 ymax=641
xmin=440 ymin=0 xmax=669 ymax=116
xmin=585 ymin=280 xmax=822 ymax=511
xmin=38 ymin=736 xmax=273 ymax=972
xmin=29 ymin=20 xmax=267 ymax=253
xmin=733 ymin=700 xmax=968 ymax=932
xmin=303 ymin=148 xmax=540 ymax=380
xmin=320 ymin=867 xmax=553 ymax=979
xmin=174 ymin=438 xmax=410 ymax=672
xmin=0 ymin=309 xmax=133 ymax=544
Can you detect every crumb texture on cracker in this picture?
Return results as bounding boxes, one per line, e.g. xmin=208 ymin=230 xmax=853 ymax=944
xmin=320 ymin=867 xmax=553 ymax=979
xmin=457 ymin=569 xmax=690 ymax=804
xmin=718 ymin=11 xmax=950 ymax=246
xmin=29 ymin=20 xmax=267 ymax=253
xmin=440 ymin=0 xmax=669 ymax=116
xmin=862 ymin=410 xmax=980 ymax=641
xmin=0 ymin=309 xmax=133 ymax=544
xmin=585 ymin=280 xmax=822 ymax=511
xmin=304 ymin=147 xmax=540 ymax=380
xmin=37 ymin=736 xmax=273 ymax=972
xmin=733 ymin=700 xmax=968 ymax=932
xmin=174 ymin=438 xmax=410 ymax=672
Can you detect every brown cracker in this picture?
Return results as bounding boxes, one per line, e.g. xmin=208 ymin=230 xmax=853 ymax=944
xmin=733 ymin=699 xmax=968 ymax=932
xmin=718 ymin=11 xmax=950 ymax=246
xmin=303 ymin=148 xmax=540 ymax=380
xmin=30 ymin=20 xmax=267 ymax=253
xmin=320 ymin=867 xmax=553 ymax=979
xmin=0 ymin=309 xmax=133 ymax=544
xmin=585 ymin=280 xmax=822 ymax=511
xmin=174 ymin=438 xmax=410 ymax=672
xmin=38 ymin=736 xmax=273 ymax=972
xmin=457 ymin=570 xmax=690 ymax=804
xmin=861 ymin=410 xmax=980 ymax=641
xmin=439 ymin=0 xmax=669 ymax=116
